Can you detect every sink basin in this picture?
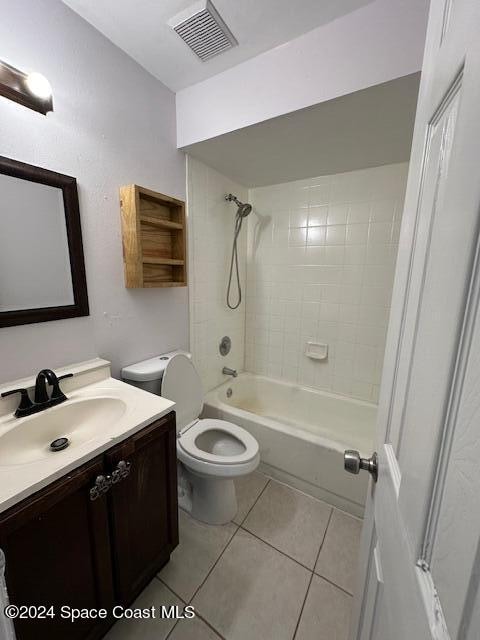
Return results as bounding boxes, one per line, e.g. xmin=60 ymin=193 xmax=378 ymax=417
xmin=0 ymin=397 xmax=127 ymax=466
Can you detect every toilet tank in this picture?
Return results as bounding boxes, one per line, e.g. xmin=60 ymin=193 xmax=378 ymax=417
xmin=121 ymin=350 xmax=191 ymax=395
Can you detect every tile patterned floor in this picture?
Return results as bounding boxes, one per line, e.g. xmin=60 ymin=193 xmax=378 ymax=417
xmin=106 ymin=472 xmax=362 ymax=640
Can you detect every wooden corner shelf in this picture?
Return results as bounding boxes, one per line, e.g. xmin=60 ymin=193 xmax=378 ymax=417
xmin=120 ymin=184 xmax=187 ymax=288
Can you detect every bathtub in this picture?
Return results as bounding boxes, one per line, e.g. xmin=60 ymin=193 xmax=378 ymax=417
xmin=203 ymin=373 xmax=377 ymax=517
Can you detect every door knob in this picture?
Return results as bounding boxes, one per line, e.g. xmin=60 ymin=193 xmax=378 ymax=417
xmin=344 ymin=450 xmax=378 ymax=482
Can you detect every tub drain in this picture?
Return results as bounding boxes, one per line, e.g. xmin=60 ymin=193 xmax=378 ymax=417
xmin=50 ymin=437 xmax=70 ymax=452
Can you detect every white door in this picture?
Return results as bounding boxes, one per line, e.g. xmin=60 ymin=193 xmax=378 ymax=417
xmin=349 ymin=0 xmax=480 ymax=638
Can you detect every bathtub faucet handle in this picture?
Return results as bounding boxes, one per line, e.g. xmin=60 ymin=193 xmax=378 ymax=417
xmin=344 ymin=450 xmax=378 ymax=482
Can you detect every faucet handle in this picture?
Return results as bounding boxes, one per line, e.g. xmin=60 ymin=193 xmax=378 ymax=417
xmin=51 ymin=373 xmax=73 ymax=403
xmin=1 ymin=388 xmax=34 ymax=418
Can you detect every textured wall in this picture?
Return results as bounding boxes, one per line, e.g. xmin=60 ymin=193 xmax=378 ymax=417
xmin=246 ymin=163 xmax=408 ymax=402
xmin=0 ymin=0 xmax=187 ymax=383
xmin=187 ymin=157 xmax=248 ymax=391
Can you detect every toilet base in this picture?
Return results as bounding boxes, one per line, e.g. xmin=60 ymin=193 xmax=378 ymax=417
xmin=180 ymin=465 xmax=238 ymax=525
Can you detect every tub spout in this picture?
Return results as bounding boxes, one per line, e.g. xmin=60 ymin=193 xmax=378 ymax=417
xmin=222 ymin=367 xmax=238 ymax=378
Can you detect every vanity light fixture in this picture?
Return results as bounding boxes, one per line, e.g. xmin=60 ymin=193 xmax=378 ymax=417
xmin=0 ymin=59 xmax=53 ymax=115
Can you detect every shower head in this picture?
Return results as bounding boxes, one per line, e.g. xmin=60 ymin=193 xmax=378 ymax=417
xmin=225 ymin=193 xmax=252 ymax=218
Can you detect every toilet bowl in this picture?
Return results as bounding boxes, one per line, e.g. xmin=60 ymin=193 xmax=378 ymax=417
xmin=122 ymin=351 xmax=260 ymax=524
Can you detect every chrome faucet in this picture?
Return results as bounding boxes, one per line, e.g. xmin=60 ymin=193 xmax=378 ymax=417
xmin=222 ymin=367 xmax=238 ymax=378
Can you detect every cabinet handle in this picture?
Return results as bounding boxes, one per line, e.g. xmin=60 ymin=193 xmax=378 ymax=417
xmin=89 ymin=474 xmax=112 ymax=501
xmin=111 ymin=460 xmax=132 ymax=484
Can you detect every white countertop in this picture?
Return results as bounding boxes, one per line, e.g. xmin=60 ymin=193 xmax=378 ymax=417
xmin=0 ymin=360 xmax=175 ymax=514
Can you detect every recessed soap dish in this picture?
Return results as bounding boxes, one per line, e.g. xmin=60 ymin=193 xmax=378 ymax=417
xmin=305 ymin=342 xmax=328 ymax=360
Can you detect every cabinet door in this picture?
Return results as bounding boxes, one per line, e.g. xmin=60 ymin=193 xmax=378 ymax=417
xmin=0 ymin=456 xmax=114 ymax=640
xmin=106 ymin=412 xmax=178 ymax=604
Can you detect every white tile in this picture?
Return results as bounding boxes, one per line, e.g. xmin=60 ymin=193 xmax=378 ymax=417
xmin=241 ymin=163 xmax=407 ymax=399
xmin=342 ymin=265 xmax=364 ymax=285
xmin=338 ymin=323 xmax=357 ymax=343
xmin=347 ymin=201 xmax=371 ymax=224
xmin=345 ymin=223 xmax=369 ymax=245
xmin=303 ymin=284 xmax=323 ymax=302
xmin=322 ymin=285 xmax=341 ymax=303
xmin=306 ymin=246 xmax=326 ymax=264
xmin=344 ymin=244 xmax=366 ymax=265
xmin=309 ymin=183 xmax=331 ymax=207
xmin=289 ymin=227 xmax=307 ymax=246
xmin=319 ymin=303 xmax=339 ymax=323
xmin=290 ymin=209 xmax=309 ymax=228
xmin=302 ymin=301 xmax=321 ymax=319
xmin=332 ymin=376 xmax=353 ymax=396
xmin=325 ymin=225 xmax=346 ymax=246
xmin=327 ymin=203 xmax=349 ymax=225
xmin=317 ymin=321 xmax=339 ymax=342
xmin=340 ymin=284 xmax=362 ymax=305
xmin=368 ymin=221 xmax=392 ymax=244
xmin=370 ymin=198 xmax=396 ymax=222
xmin=338 ymin=304 xmax=359 ymax=324
xmin=307 ymin=225 xmax=326 ymax=246
xmin=324 ymin=245 xmax=345 ymax=265
xmin=351 ymin=380 xmax=373 ymax=400
xmin=308 ymin=205 xmax=328 ymax=226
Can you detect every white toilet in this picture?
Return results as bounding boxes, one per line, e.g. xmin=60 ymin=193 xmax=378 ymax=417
xmin=122 ymin=351 xmax=260 ymax=525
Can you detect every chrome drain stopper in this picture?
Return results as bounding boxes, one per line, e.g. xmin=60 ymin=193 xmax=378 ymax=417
xmin=50 ymin=437 xmax=70 ymax=452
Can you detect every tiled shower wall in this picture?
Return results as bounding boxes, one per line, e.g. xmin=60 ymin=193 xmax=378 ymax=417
xmin=187 ymin=156 xmax=248 ymax=391
xmin=245 ymin=163 xmax=408 ymax=403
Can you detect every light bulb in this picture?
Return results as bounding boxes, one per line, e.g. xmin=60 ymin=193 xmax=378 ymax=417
xmin=25 ymin=72 xmax=52 ymax=100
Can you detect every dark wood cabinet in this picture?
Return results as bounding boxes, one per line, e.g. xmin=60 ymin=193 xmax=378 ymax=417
xmin=0 ymin=411 xmax=177 ymax=640
xmin=0 ymin=455 xmax=114 ymax=640
xmin=106 ymin=414 xmax=178 ymax=604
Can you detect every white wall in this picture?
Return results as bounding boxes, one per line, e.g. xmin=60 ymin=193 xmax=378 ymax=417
xmin=246 ymin=163 xmax=408 ymax=403
xmin=187 ymin=157 xmax=247 ymax=391
xmin=176 ymin=0 xmax=429 ymax=147
xmin=0 ymin=0 xmax=187 ymax=383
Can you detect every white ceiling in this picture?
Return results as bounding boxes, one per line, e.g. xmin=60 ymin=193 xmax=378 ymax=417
xmin=62 ymin=0 xmax=372 ymax=92
xmin=184 ymin=73 xmax=420 ymax=187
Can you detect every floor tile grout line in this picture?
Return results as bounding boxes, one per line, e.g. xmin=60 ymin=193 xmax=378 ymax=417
xmin=176 ymin=479 xmax=273 ymax=635
xmin=156 ymin=575 xmax=187 ymax=604
xmin=312 ymin=505 xmax=356 ymax=597
xmin=313 ymin=573 xmax=354 ymax=598
xmin=188 ymin=523 xmax=240 ymax=603
xmin=234 ymin=476 xmax=271 ymax=527
xmin=155 ymin=576 xmax=184 ymax=640
xmin=160 ymin=477 xmax=356 ymax=639
xmin=157 ymin=577 xmax=226 ymax=640
xmin=261 ymin=473 xmax=340 ymax=509
xmin=292 ymin=508 xmax=334 ymax=640
xmin=194 ymin=611 xmax=227 ymax=640
xmin=238 ymin=504 xmax=334 ymax=575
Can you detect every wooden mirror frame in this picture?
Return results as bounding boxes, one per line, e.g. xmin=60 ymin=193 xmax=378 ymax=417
xmin=0 ymin=156 xmax=89 ymax=328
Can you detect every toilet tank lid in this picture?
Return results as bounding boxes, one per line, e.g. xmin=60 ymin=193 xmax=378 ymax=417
xmin=121 ymin=350 xmax=191 ymax=382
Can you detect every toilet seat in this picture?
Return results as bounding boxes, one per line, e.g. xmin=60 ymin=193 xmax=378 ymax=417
xmin=178 ymin=418 xmax=259 ymax=465
xmin=122 ymin=350 xmax=260 ymax=523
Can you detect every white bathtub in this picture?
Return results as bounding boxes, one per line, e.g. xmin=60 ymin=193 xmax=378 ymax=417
xmin=203 ymin=373 xmax=377 ymax=517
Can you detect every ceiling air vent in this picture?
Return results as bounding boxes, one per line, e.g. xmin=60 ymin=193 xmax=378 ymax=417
xmin=168 ymin=0 xmax=238 ymax=62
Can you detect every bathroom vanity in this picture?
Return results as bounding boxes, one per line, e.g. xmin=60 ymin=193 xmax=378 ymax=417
xmin=0 ymin=359 xmax=179 ymax=640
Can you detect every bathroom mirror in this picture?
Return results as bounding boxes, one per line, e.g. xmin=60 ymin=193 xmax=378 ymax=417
xmin=0 ymin=156 xmax=89 ymax=327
